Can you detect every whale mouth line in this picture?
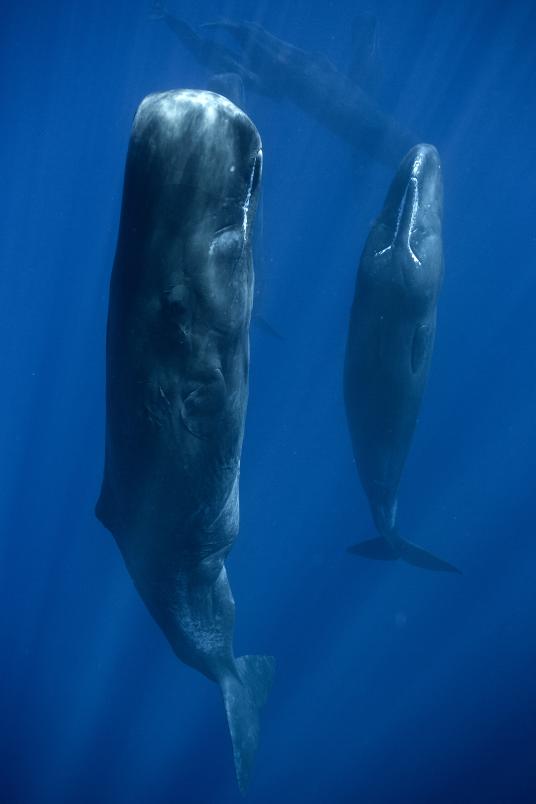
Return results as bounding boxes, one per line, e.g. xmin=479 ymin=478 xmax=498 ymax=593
xmin=375 ymin=176 xmax=421 ymax=266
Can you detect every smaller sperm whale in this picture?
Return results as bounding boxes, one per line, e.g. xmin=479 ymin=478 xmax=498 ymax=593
xmin=344 ymin=144 xmax=459 ymax=573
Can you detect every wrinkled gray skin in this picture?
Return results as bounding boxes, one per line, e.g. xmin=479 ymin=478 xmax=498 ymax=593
xmin=345 ymin=144 xmax=459 ymax=572
xmin=96 ymin=90 xmax=273 ymax=791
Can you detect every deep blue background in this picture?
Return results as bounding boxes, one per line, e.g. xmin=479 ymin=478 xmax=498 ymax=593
xmin=2 ymin=1 xmax=536 ymax=802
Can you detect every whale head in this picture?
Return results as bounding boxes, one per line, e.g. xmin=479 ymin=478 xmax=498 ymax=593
xmin=361 ymin=143 xmax=443 ymax=306
xmin=105 ymin=91 xmax=263 ymax=529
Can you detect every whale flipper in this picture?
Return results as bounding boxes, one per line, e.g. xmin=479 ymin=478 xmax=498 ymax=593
xmin=348 ymin=535 xmax=460 ymax=573
xmin=348 ymin=13 xmax=382 ymax=97
xmin=221 ymin=655 xmax=275 ymax=793
xmin=253 ymin=314 xmax=284 ymax=341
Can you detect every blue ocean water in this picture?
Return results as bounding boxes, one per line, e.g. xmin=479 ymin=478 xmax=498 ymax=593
xmin=1 ymin=1 xmax=536 ymax=802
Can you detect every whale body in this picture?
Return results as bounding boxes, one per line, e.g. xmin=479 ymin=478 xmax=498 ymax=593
xmin=95 ymin=89 xmax=273 ymax=791
xmin=344 ymin=143 xmax=459 ymax=573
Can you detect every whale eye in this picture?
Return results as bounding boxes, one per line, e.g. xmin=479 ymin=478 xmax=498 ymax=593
xmin=411 ymin=324 xmax=430 ymax=374
xmin=161 ymin=284 xmax=190 ymax=325
xmin=209 ymin=226 xmax=244 ymax=263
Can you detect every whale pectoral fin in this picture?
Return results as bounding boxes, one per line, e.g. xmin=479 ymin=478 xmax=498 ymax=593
xmin=411 ymin=323 xmax=431 ymax=374
xmin=253 ymin=314 xmax=284 ymax=340
xmin=347 ymin=537 xmax=399 ymax=560
xmin=347 ymin=13 xmax=382 ymax=96
xmin=221 ymin=654 xmax=275 ymax=793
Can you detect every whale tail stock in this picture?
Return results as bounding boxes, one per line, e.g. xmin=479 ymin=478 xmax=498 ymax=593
xmin=348 ymin=532 xmax=461 ymax=574
xmin=221 ymin=654 xmax=275 ymax=793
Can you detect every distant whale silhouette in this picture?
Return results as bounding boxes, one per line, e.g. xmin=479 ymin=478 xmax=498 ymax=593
xmin=344 ymin=144 xmax=459 ymax=573
xmin=153 ymin=6 xmax=415 ymax=167
xmin=95 ymin=89 xmax=274 ymax=791
xmin=207 ymin=71 xmax=245 ymax=108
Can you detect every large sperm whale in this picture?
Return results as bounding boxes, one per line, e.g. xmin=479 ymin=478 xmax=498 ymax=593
xmin=344 ymin=144 xmax=459 ymax=573
xmin=95 ymin=89 xmax=274 ymax=791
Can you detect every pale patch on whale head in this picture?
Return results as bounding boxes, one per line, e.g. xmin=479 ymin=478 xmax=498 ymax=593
xmin=134 ymin=89 xmax=245 ymax=139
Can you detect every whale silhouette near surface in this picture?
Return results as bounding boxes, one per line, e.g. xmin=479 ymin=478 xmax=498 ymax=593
xmin=153 ymin=7 xmax=415 ymax=168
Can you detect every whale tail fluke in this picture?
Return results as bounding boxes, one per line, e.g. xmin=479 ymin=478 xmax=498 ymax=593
xmin=398 ymin=537 xmax=461 ymax=573
xmin=221 ymin=654 xmax=275 ymax=794
xmin=347 ymin=536 xmax=398 ymax=560
xmin=348 ymin=535 xmax=461 ymax=574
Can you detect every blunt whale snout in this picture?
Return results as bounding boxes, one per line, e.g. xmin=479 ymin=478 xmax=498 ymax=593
xmin=130 ymin=90 xmax=262 ymax=217
xmin=381 ymin=144 xmax=442 ymax=227
xmin=374 ymin=143 xmax=443 ymax=274
xmin=397 ymin=143 xmax=442 ymax=218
